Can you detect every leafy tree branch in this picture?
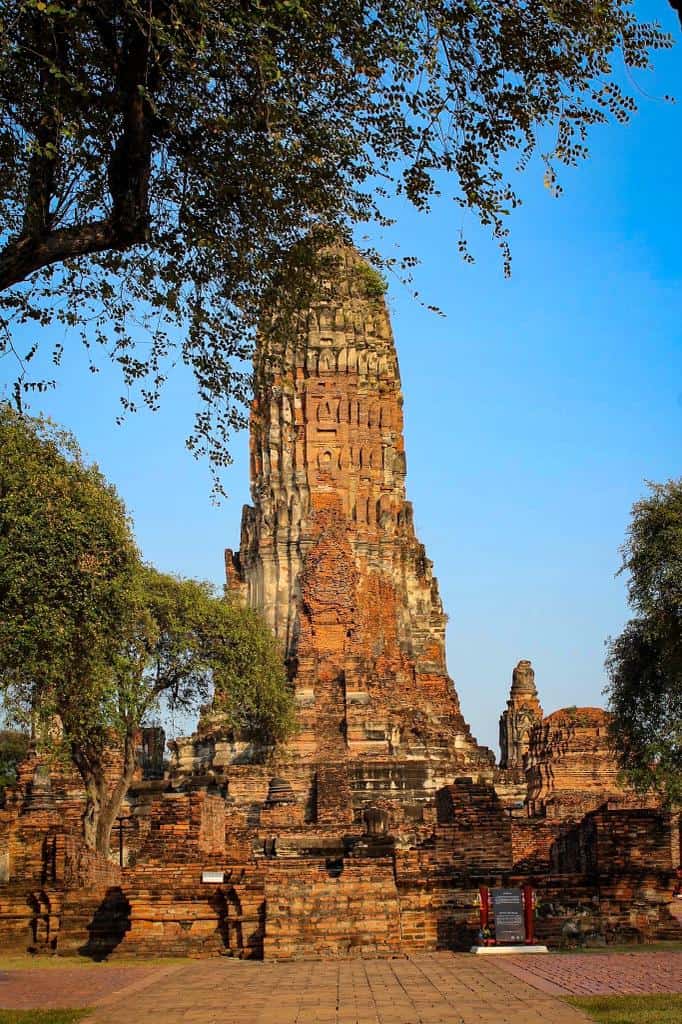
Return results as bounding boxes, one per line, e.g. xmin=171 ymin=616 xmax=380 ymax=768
xmin=0 ymin=2 xmax=672 ymax=480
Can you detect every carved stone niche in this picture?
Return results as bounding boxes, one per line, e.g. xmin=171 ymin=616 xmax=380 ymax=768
xmin=25 ymin=764 xmax=55 ymax=812
xmin=363 ymin=806 xmax=390 ymax=837
xmin=345 ymin=805 xmax=395 ymax=859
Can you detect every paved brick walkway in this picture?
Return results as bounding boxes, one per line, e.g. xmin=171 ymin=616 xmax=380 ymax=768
xmin=2 ymin=955 xmax=590 ymax=1024
xmin=492 ymin=951 xmax=682 ymax=997
xmin=3 ymin=952 xmax=680 ymax=1023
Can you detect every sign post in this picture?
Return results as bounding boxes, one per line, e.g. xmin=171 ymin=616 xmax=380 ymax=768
xmin=113 ymin=814 xmax=134 ymax=868
xmin=522 ymin=884 xmax=535 ymax=945
xmin=478 ymin=885 xmax=492 ymax=943
xmin=471 ymin=884 xmax=548 ymax=954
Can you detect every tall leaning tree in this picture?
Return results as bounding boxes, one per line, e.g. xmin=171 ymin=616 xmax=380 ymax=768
xmin=0 ymin=2 xmax=673 ymax=475
xmin=0 ymin=404 xmax=294 ymax=852
xmin=606 ymin=480 xmax=682 ymax=807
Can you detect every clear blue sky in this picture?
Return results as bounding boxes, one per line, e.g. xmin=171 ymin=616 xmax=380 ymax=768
xmin=2 ymin=1 xmax=680 ymax=753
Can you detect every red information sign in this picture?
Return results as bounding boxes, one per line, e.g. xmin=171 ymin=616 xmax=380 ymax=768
xmin=478 ymin=885 xmax=535 ymax=945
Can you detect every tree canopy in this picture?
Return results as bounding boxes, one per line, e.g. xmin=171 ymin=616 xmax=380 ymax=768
xmin=0 ymin=2 xmax=672 ymax=478
xmin=0 ymin=404 xmax=294 ymax=850
xmin=0 ymin=402 xmax=140 ymax=719
xmin=606 ymin=479 xmax=682 ymax=806
xmin=208 ymin=600 xmax=297 ymax=747
xmin=0 ymin=728 xmax=29 ymax=792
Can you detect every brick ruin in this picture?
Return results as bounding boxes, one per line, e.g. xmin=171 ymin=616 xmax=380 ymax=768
xmin=0 ymin=245 xmax=680 ymax=958
xmin=499 ymin=660 xmax=543 ymax=772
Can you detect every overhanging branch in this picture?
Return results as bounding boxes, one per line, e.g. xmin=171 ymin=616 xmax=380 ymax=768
xmin=0 ymin=218 xmax=150 ymax=291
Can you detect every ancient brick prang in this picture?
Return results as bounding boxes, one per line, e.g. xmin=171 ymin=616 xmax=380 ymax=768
xmin=220 ymin=244 xmax=492 ymax=771
xmin=499 ymin=659 xmax=543 ymax=770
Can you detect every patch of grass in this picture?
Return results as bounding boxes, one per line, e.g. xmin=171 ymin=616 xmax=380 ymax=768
xmin=567 ymin=994 xmax=682 ymax=1023
xmin=0 ymin=1012 xmax=90 ymax=1024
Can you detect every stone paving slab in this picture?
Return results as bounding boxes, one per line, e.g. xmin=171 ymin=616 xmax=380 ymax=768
xmin=491 ymin=951 xmax=682 ymax=997
xmin=74 ymin=955 xmax=591 ymax=1024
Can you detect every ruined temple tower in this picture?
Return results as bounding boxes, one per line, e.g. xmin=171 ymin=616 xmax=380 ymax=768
xmin=498 ymin=659 xmax=544 ymax=770
xmin=224 ymin=245 xmax=492 ymax=774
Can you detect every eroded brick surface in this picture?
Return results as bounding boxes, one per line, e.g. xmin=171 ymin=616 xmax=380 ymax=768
xmin=214 ymin=244 xmax=494 ymax=775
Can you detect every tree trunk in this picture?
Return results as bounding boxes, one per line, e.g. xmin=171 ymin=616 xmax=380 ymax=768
xmin=81 ymin=772 xmax=105 ymax=852
xmin=75 ymin=731 xmax=139 ymax=856
xmin=95 ymin=794 xmax=120 ymax=856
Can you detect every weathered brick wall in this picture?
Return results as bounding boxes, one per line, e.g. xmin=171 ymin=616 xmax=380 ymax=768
xmin=0 ymin=828 xmax=120 ymax=954
xmin=594 ymin=808 xmax=680 ymax=873
xmin=435 ymin=780 xmax=512 ymax=874
xmin=394 ymin=849 xmax=481 ymax=951
xmin=0 ymin=885 xmax=65 ymax=952
xmin=196 ymin=792 xmax=225 ymax=852
xmin=114 ymin=865 xmax=266 ymax=958
xmin=259 ymin=802 xmax=304 ymax=830
xmin=316 ymin=762 xmax=353 ymax=825
xmin=525 ymin=708 xmax=627 ymax=818
xmin=528 ymin=872 xmax=679 ymax=947
xmin=511 ymin=818 xmax=564 ymax=871
xmin=3 ymin=780 xmax=680 ymax=957
xmin=263 ymin=858 xmax=401 ymax=960
xmin=552 ymin=807 xmax=680 ymax=876
xmin=56 ymin=834 xmax=122 ymax=889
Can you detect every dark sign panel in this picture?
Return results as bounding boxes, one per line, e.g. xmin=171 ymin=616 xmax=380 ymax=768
xmin=491 ymin=887 xmax=525 ymax=944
